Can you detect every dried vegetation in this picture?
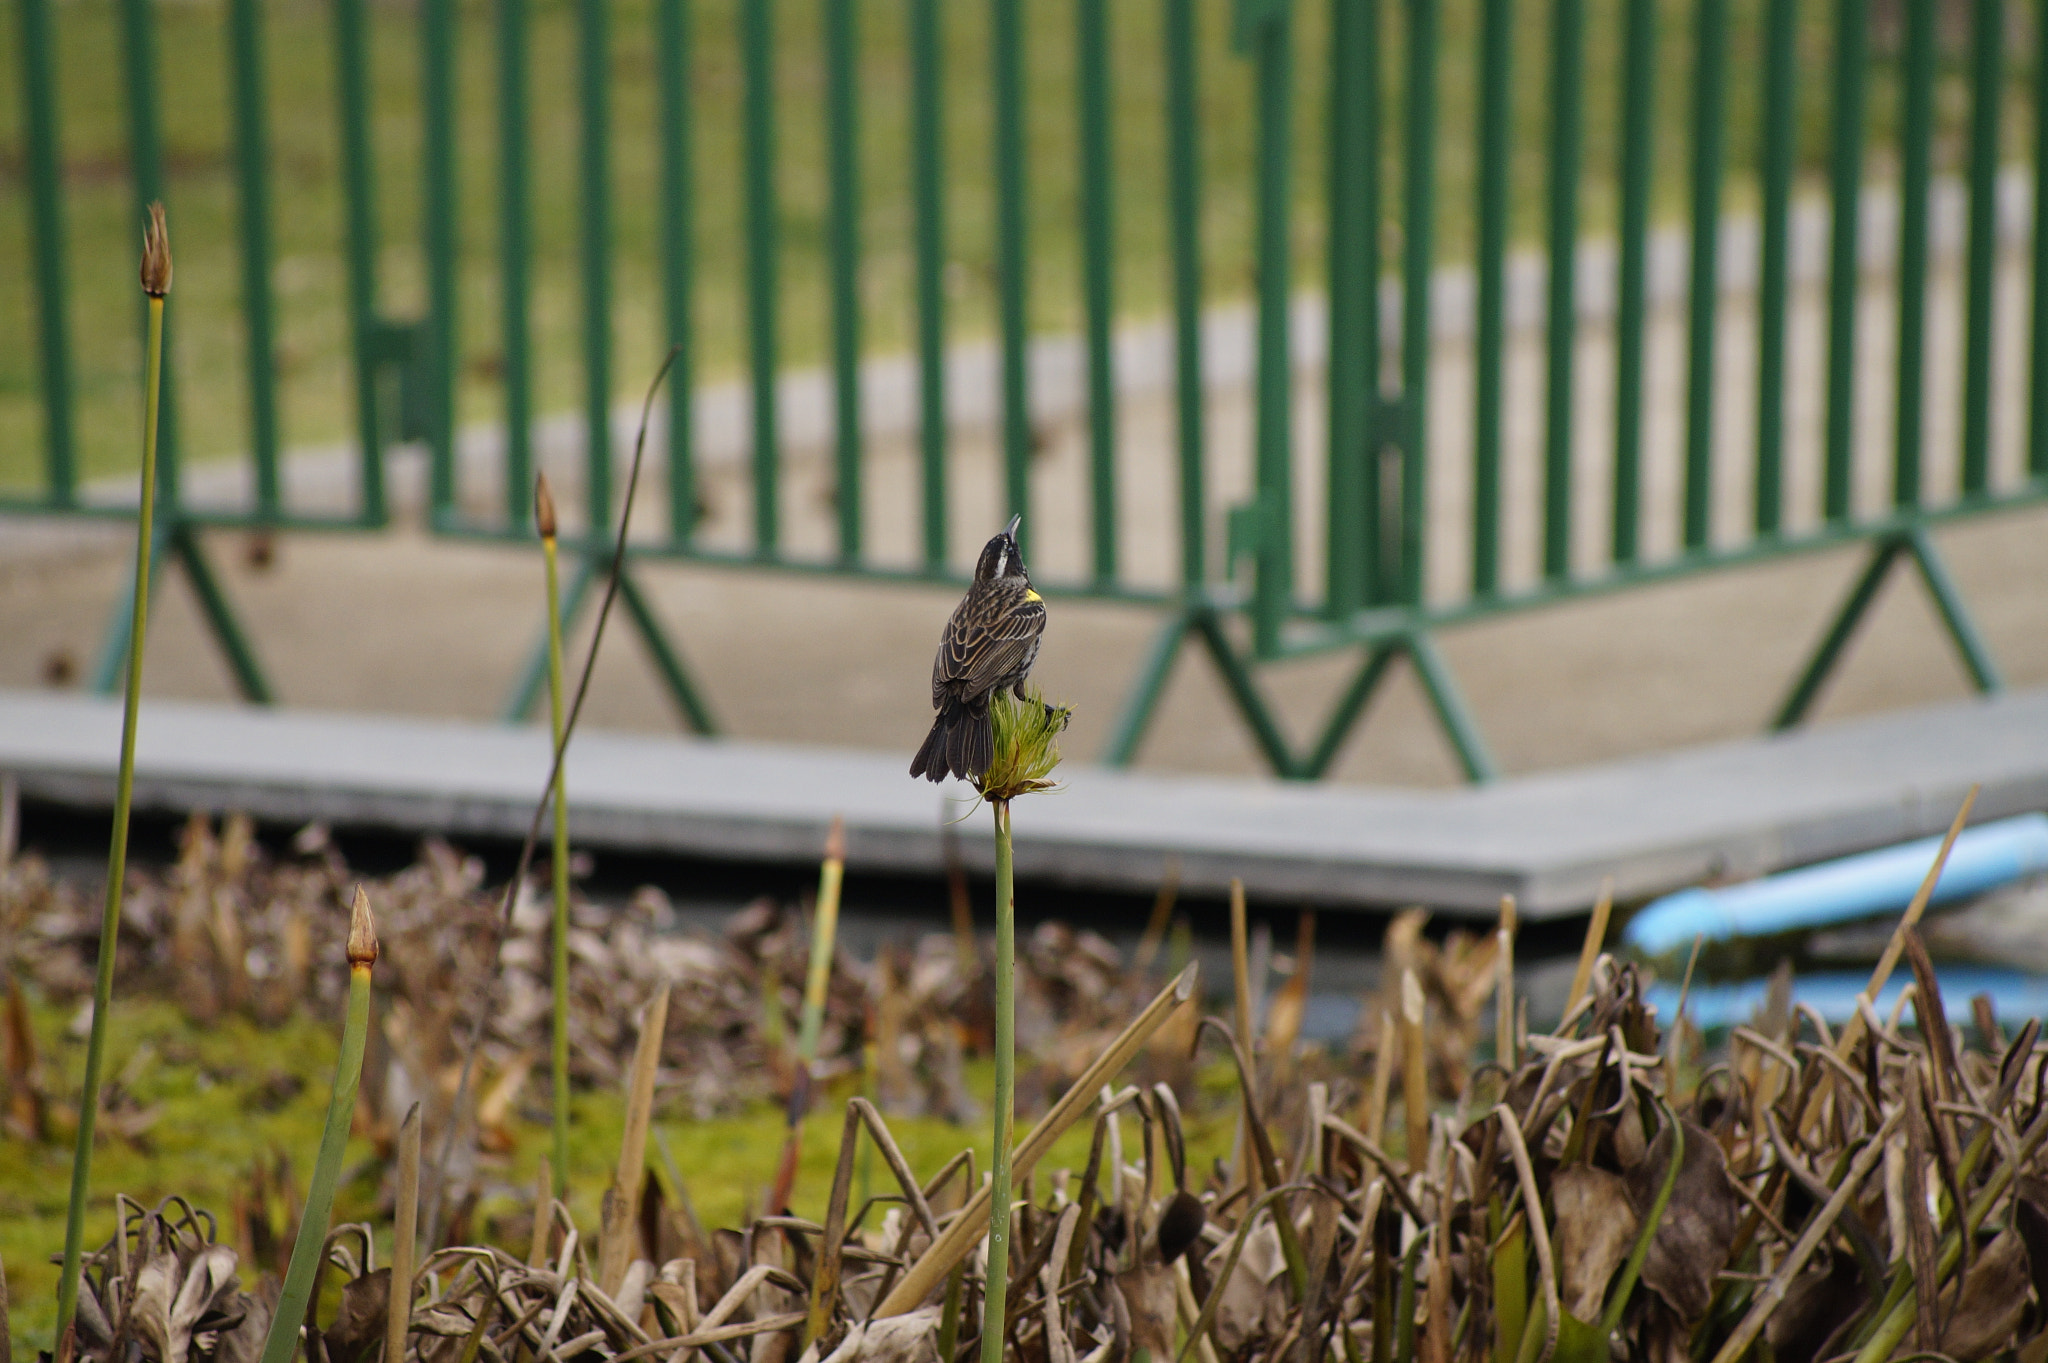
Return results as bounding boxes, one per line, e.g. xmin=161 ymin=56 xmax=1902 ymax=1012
xmin=19 ymin=813 xmax=2048 ymax=1363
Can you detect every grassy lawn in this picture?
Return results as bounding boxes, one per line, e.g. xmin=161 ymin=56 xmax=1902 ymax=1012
xmin=1 ymin=984 xmax=1244 ymax=1353
xmin=0 ymin=0 xmax=2023 ymax=493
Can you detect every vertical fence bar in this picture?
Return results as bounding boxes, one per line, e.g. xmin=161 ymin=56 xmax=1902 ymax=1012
xmin=501 ymin=0 xmax=534 ymax=533
xmin=1682 ymin=0 xmax=1727 ymax=550
xmin=118 ymin=0 xmax=178 ymax=500
xmin=1325 ymin=0 xmax=1373 ymax=618
xmin=227 ymin=0 xmax=280 ymax=518
xmin=580 ymin=0 xmax=614 ymax=531
xmin=423 ymin=0 xmax=458 ymax=522
xmin=1079 ymin=0 xmax=1117 ymax=585
xmin=1165 ymin=0 xmax=1205 ymax=592
xmin=1358 ymin=0 xmax=1385 ymax=605
xmin=1400 ymin=0 xmax=1435 ymax=606
xmin=992 ymin=0 xmax=1031 ymax=552
xmin=1754 ymin=0 xmax=1795 ymax=534
xmin=1471 ymin=0 xmax=1509 ymax=595
xmin=911 ymin=0 xmax=947 ymax=569
xmin=826 ymin=0 xmax=863 ymax=560
xmin=1542 ymin=0 xmax=1582 ymax=581
xmin=1822 ymin=0 xmax=1867 ymax=522
xmin=17 ymin=0 xmax=75 ymax=506
xmin=1251 ymin=3 xmax=1294 ymax=651
xmin=744 ymin=0 xmax=779 ymax=552
xmin=2034 ymin=0 xmax=2048 ymax=481
xmin=658 ymin=0 xmax=695 ymax=546
xmin=1610 ymin=0 xmax=1653 ymax=564
xmin=334 ymin=0 xmax=383 ymax=516
xmin=1961 ymin=0 xmax=2004 ymax=497
xmin=1893 ymin=0 xmax=1934 ymax=510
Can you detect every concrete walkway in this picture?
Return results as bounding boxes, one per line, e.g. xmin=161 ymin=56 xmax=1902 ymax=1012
xmin=5 ymin=686 xmax=2044 ymax=918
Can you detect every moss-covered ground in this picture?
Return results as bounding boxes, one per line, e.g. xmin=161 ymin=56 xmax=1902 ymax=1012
xmin=2 ymin=986 xmax=1238 ymax=1355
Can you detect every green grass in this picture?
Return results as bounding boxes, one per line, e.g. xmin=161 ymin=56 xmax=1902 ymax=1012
xmin=2 ymin=984 xmax=1239 ymax=1356
xmin=0 ymin=0 xmax=2028 ymax=493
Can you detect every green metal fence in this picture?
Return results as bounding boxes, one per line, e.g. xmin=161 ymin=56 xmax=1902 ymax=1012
xmin=8 ymin=0 xmax=2046 ymax=780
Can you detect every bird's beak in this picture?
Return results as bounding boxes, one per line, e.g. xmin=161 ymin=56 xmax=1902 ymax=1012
xmin=1004 ymin=513 xmax=1022 ymax=539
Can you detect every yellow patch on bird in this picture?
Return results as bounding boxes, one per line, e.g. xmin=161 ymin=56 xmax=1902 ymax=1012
xmin=1024 ymin=588 xmax=1042 ymax=602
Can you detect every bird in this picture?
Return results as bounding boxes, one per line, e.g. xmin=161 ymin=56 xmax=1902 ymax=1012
xmin=910 ymin=514 xmax=1046 ymax=783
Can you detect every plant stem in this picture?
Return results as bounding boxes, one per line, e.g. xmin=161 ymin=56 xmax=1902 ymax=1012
xmin=796 ymin=816 xmax=845 ymax=1066
xmin=544 ymin=522 xmax=571 ymax=1197
xmin=260 ymin=889 xmax=379 ymax=1363
xmin=981 ymin=798 xmax=1015 ymax=1363
xmin=55 ymin=285 xmax=165 ymax=1341
xmin=387 ymin=1102 xmax=422 ymax=1363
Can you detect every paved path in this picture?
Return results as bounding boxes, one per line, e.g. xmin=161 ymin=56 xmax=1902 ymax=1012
xmin=5 ymin=687 xmax=2044 ymax=918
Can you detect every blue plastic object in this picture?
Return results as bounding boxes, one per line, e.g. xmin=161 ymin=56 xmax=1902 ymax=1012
xmin=1623 ymin=813 xmax=2048 ymax=957
xmin=1646 ymin=966 xmax=2048 ymax=1032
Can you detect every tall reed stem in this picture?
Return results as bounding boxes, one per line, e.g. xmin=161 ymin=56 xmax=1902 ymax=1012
xmin=259 ymin=889 xmax=380 ymax=1363
xmin=981 ymin=798 xmax=1016 ymax=1363
xmin=538 ymin=475 xmax=571 ymax=1196
xmin=56 ymin=203 xmax=172 ymax=1340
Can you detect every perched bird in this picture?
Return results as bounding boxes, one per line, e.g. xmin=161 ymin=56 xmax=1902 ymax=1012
xmin=910 ymin=515 xmax=1046 ymax=783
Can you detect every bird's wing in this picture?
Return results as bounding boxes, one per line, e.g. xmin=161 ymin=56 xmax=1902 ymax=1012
xmin=936 ymin=595 xmax=1045 ymax=702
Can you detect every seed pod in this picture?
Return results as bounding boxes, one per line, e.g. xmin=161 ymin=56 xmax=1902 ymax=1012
xmin=535 ymin=472 xmax=558 ymax=540
xmin=140 ymin=202 xmax=172 ymax=298
xmin=345 ymin=885 xmax=378 ymax=969
xmin=1156 ymin=1189 xmax=1205 ymax=1264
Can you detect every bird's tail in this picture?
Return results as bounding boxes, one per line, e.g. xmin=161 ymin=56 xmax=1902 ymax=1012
xmin=910 ymin=698 xmax=993 ymax=783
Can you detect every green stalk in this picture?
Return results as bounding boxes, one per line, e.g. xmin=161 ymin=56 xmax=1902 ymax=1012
xmin=766 ymin=817 xmax=846 ymax=1211
xmin=538 ymin=475 xmax=571 ymax=1196
xmin=796 ymin=816 xmax=846 ymax=1065
xmin=980 ymin=797 xmax=1016 ymax=1363
xmin=56 ymin=203 xmax=172 ymax=1341
xmin=259 ymin=888 xmax=380 ymax=1363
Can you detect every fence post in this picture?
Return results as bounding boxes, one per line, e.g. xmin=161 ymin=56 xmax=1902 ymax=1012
xmin=1754 ymin=0 xmax=1796 ymax=535
xmin=993 ymin=0 xmax=1032 ymax=551
xmin=1325 ymin=0 xmax=1376 ymax=620
xmin=1079 ymin=0 xmax=1116 ymax=586
xmin=1472 ymin=0 xmax=1510 ymax=595
xmin=1682 ymin=0 xmax=1727 ymax=551
xmin=580 ymin=0 xmax=613 ymax=534
xmin=228 ymin=0 xmax=281 ymax=518
xmin=17 ymin=0 xmax=75 ymax=508
xmin=1612 ymin=0 xmax=1653 ymax=566
xmin=912 ymin=0 xmax=948 ymax=570
xmin=1246 ymin=0 xmax=1294 ymax=657
xmin=1542 ymin=0 xmax=1582 ymax=583
xmin=1822 ymin=0 xmax=1868 ymax=522
xmin=1165 ymin=0 xmax=1205 ymax=595
xmin=334 ymin=0 xmax=385 ymax=519
xmin=1398 ymin=0 xmax=1435 ymax=607
xmin=502 ymin=0 xmax=536 ymax=534
xmin=827 ymin=0 xmax=863 ymax=562
xmin=423 ymin=0 xmax=459 ymax=524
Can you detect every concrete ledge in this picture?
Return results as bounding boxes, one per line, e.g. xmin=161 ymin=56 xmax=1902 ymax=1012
xmin=3 ymin=688 xmax=2046 ymax=918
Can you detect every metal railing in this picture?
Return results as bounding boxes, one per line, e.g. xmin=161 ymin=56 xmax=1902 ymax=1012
xmin=7 ymin=0 xmax=2045 ymax=780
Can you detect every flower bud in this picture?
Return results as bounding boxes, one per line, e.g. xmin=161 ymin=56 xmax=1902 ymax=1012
xmin=140 ymin=201 xmax=172 ymax=298
xmin=535 ymin=472 xmax=558 ymax=540
xmin=346 ymin=885 xmax=379 ymax=969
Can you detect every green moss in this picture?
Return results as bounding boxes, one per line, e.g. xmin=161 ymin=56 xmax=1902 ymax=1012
xmin=4 ymin=995 xmax=365 ymax=1351
xmin=4 ymin=992 xmax=1236 ymax=1357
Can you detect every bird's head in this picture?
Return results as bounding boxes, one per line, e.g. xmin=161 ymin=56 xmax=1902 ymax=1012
xmin=973 ymin=514 xmax=1029 ymax=584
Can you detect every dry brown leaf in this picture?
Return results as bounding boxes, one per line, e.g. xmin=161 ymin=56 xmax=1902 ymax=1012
xmin=1551 ymin=1165 xmax=1639 ymax=1324
xmin=1625 ymin=1117 xmax=1737 ymax=1325
xmin=1206 ymin=1219 xmax=1286 ymax=1353
xmin=1938 ymin=1228 xmax=2030 ymax=1361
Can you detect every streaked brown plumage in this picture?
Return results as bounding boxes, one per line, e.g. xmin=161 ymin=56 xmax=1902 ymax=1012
xmin=910 ymin=515 xmax=1045 ymax=782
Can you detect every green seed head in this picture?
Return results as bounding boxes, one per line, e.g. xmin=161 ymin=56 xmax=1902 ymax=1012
xmin=975 ymin=688 xmax=1071 ymax=802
